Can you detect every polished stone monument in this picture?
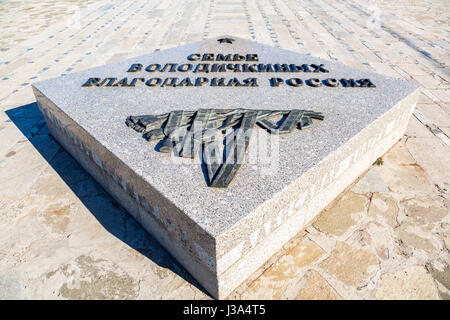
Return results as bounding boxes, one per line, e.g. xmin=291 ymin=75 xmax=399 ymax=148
xmin=32 ymin=36 xmax=420 ymax=299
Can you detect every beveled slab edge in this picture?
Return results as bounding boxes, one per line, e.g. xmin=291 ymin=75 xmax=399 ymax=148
xmin=214 ymin=88 xmax=420 ymax=298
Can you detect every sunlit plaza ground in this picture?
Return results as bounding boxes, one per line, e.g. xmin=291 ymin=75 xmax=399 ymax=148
xmin=0 ymin=0 xmax=449 ymax=299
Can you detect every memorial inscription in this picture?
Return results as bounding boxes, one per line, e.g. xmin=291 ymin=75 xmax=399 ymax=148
xmin=81 ymin=53 xmax=376 ymax=89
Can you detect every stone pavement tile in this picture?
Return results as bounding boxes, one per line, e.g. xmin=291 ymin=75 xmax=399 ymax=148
xmin=416 ymin=103 xmax=450 ymax=128
xmin=47 ymin=255 xmax=140 ymax=300
xmin=444 ymin=236 xmax=450 ymax=252
xmin=394 ymin=195 xmax=448 ymax=257
xmin=0 ymin=1 xmax=111 ymax=62
xmin=417 ymin=91 xmax=436 ymax=104
xmin=296 ymin=270 xmax=342 ymax=300
xmin=0 ymin=0 xmax=98 ymax=52
xmin=375 ymin=265 xmax=440 ymax=300
xmin=2 ymin=2 xmax=140 ymax=84
xmin=391 ymin=65 xmax=412 ymax=80
xmin=397 ymin=63 xmax=433 ymax=76
xmin=0 ymin=135 xmax=60 ymax=200
xmin=421 ymin=89 xmax=447 ymax=105
xmin=395 ymin=223 xmax=440 ymax=255
xmin=427 ymin=89 xmax=450 ymax=103
xmin=426 ymin=261 xmax=450 ymax=299
xmin=0 ymin=273 xmax=23 ymax=299
xmin=0 ymin=167 xmax=206 ymax=299
xmin=313 ymin=192 xmax=369 ymax=237
xmin=1 ymin=88 xmax=37 ymax=111
xmin=435 ymin=281 xmax=450 ymax=300
xmin=400 ymin=197 xmax=449 ymax=230
xmin=369 ymin=62 xmax=405 ymax=78
xmin=318 ymin=241 xmax=379 ymax=288
xmin=304 ymin=226 xmax=337 ymax=254
xmin=405 ymin=136 xmax=450 ymax=191
xmin=0 ymin=58 xmax=29 ymax=79
xmin=0 ymin=123 xmax=27 ymax=158
xmin=432 ymin=69 xmax=450 ymax=83
xmin=441 ymin=127 xmax=450 ymax=138
xmin=351 ymin=167 xmax=389 ymax=194
xmin=0 ymin=113 xmax=11 ymax=138
xmin=347 ymin=221 xmax=401 ymax=268
xmin=412 ymin=75 xmax=447 ymax=90
xmin=377 ymin=138 xmax=437 ymax=199
xmin=367 ymin=193 xmax=399 ymax=228
xmin=239 ymin=238 xmax=325 ymax=299
xmin=405 ymin=115 xmax=437 ymax=138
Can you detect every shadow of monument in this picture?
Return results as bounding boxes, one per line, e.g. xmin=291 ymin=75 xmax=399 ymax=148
xmin=6 ymin=102 xmax=210 ymax=298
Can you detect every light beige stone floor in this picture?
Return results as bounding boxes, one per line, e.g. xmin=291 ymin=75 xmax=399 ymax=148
xmin=0 ymin=0 xmax=448 ymax=300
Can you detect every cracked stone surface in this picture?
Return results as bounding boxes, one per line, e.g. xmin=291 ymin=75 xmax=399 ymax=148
xmin=313 ymin=193 xmax=368 ymax=237
xmin=1 ymin=0 xmax=449 ymax=300
xmin=367 ymin=193 xmax=398 ymax=227
xmin=375 ymin=265 xmax=441 ymax=300
xmin=319 ymin=241 xmax=379 ymax=288
xmin=296 ymin=270 xmax=342 ymax=300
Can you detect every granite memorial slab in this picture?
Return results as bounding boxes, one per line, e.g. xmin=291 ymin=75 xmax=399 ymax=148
xmin=32 ymin=36 xmax=420 ymax=299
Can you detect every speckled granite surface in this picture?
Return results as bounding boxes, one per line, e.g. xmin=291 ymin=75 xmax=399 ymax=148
xmin=32 ymin=36 xmax=418 ymax=235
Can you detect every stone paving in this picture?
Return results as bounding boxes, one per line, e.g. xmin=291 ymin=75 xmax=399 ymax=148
xmin=0 ymin=0 xmax=448 ymax=300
